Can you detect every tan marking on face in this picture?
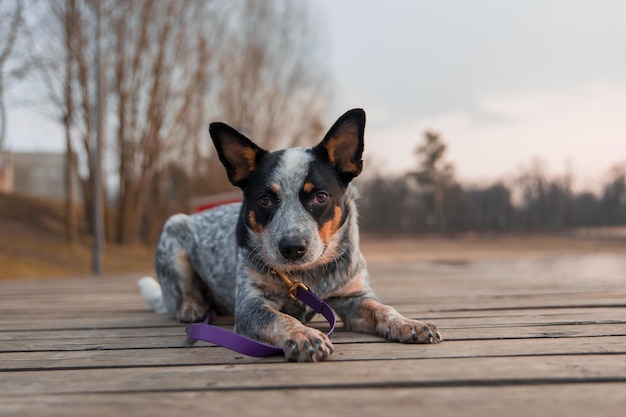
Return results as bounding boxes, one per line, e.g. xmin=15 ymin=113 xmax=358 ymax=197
xmin=248 ymin=210 xmax=264 ymax=234
xmin=303 ymin=182 xmax=315 ymax=193
xmin=270 ymin=183 xmax=280 ymax=194
xmin=318 ymin=205 xmax=342 ymax=245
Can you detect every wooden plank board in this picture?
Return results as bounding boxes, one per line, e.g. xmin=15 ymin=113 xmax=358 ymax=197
xmin=1 ymin=322 xmax=625 ymax=352
xmin=2 ymin=355 xmax=626 ymax=396
xmin=1 ymin=304 xmax=623 ymax=330
xmin=2 ymin=276 xmax=624 ymax=315
xmin=1 ymin=384 xmax=625 ymax=417
xmin=2 ymin=307 xmax=623 ymax=342
xmin=0 ymin=306 xmax=614 ymax=332
xmin=1 ymin=336 xmax=625 ymax=371
xmin=2 ymin=290 xmax=624 ymax=321
xmin=1 ymin=253 xmax=626 ymax=417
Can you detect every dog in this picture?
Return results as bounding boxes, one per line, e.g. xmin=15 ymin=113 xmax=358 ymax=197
xmin=140 ymin=109 xmax=442 ymax=362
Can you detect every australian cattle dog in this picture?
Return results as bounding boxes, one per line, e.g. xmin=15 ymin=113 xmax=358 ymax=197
xmin=141 ymin=109 xmax=442 ymax=362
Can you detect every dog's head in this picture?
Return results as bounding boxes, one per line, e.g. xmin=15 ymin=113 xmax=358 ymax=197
xmin=209 ymin=109 xmax=365 ymax=271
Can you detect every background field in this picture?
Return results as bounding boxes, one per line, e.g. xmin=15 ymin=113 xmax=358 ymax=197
xmin=2 ymin=193 xmax=624 ymax=280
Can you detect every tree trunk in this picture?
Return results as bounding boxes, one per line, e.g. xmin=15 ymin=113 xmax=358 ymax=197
xmin=64 ymin=139 xmax=78 ymax=244
xmin=63 ymin=3 xmax=78 ymax=245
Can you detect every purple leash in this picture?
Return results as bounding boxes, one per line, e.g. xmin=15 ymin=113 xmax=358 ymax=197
xmin=185 ymin=271 xmax=336 ymax=357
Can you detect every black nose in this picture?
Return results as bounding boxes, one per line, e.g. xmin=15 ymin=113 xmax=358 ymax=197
xmin=278 ymin=237 xmax=307 ymax=261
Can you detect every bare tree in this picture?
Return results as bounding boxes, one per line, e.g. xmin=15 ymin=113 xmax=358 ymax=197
xmin=61 ymin=0 xmax=78 ymax=244
xmin=410 ymin=130 xmax=455 ymax=232
xmin=600 ymin=162 xmax=626 ymax=226
xmin=23 ymin=0 xmax=329 ymax=246
xmin=0 ymin=0 xmax=24 ymax=151
xmin=11 ymin=1 xmax=79 ymax=243
xmin=110 ymin=0 xmax=226 ymax=244
xmin=120 ymin=0 xmax=329 ymax=241
xmin=215 ymin=0 xmax=327 ymax=150
xmin=514 ymin=158 xmax=551 ymax=230
xmin=57 ymin=0 xmax=99 ymax=243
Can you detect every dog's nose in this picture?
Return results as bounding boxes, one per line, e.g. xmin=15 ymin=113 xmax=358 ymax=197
xmin=278 ymin=237 xmax=307 ymax=261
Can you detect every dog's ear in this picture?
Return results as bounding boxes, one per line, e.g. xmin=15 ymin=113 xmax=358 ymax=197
xmin=314 ymin=109 xmax=366 ymax=183
xmin=209 ymin=123 xmax=267 ymax=189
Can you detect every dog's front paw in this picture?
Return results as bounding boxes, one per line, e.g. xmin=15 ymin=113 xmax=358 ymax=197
xmin=384 ymin=318 xmax=443 ymax=344
xmin=176 ymin=301 xmax=209 ymax=323
xmin=282 ymin=327 xmax=334 ymax=362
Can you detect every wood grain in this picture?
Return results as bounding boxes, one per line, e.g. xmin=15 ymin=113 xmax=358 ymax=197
xmin=1 ymin=253 xmax=625 ymax=416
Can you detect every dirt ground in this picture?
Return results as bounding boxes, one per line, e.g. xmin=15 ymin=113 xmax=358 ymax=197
xmin=0 ymin=193 xmax=155 ymax=280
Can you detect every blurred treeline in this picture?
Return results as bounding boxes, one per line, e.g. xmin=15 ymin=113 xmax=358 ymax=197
xmin=358 ymin=131 xmax=626 ymax=235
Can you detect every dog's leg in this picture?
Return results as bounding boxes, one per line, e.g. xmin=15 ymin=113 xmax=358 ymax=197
xmin=155 ymin=214 xmax=211 ymax=323
xmin=263 ymin=309 xmax=335 ymax=362
xmin=336 ymin=298 xmax=442 ymax=344
xmin=328 ymin=272 xmax=442 ymax=344
xmin=174 ymin=250 xmax=211 ymax=323
xmin=235 ymin=299 xmax=334 ymax=362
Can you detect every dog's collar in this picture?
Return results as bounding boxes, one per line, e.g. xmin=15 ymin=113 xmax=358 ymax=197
xmin=185 ymin=274 xmax=336 ymax=358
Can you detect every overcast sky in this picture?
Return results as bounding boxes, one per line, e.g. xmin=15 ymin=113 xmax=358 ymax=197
xmin=315 ymin=0 xmax=626 ymax=188
xmin=6 ymin=0 xmax=626 ymax=189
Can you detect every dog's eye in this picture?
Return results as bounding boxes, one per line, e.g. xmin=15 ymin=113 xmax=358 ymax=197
xmin=314 ymin=191 xmax=329 ymax=204
xmin=258 ymin=194 xmax=272 ymax=207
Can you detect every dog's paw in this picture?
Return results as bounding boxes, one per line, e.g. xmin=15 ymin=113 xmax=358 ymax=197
xmin=176 ymin=301 xmax=209 ymax=323
xmin=383 ymin=318 xmax=443 ymax=344
xmin=282 ymin=327 xmax=334 ymax=362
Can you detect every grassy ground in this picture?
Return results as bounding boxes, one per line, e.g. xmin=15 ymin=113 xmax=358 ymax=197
xmin=0 ymin=193 xmax=154 ymax=280
xmin=2 ymin=193 xmax=625 ymax=280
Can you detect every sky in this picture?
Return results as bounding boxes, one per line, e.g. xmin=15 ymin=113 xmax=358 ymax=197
xmin=6 ymin=0 xmax=626 ymax=190
xmin=314 ymin=0 xmax=626 ymax=188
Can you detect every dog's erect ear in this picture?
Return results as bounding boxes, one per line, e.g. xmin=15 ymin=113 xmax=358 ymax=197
xmin=209 ymin=123 xmax=267 ymax=189
xmin=314 ymin=109 xmax=365 ymax=183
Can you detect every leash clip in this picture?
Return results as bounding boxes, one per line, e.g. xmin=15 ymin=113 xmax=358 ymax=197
xmin=271 ymin=269 xmax=309 ymax=301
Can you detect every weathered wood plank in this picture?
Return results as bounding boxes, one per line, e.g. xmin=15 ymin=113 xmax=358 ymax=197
xmin=0 ymin=314 xmax=178 ymax=331
xmin=2 ymin=336 xmax=625 ymax=371
xmin=2 ymin=305 xmax=623 ymax=333
xmin=2 ymin=290 xmax=624 ymax=324
xmin=1 ymin=384 xmax=626 ymax=417
xmin=1 ymin=253 xmax=625 ymax=417
xmin=1 ymin=322 xmax=625 ymax=353
xmin=1 ymin=269 xmax=621 ymax=294
xmin=2 ymin=276 xmax=623 ymax=316
xmin=2 ymin=307 xmax=623 ymax=342
xmin=2 ymin=355 xmax=626 ymax=395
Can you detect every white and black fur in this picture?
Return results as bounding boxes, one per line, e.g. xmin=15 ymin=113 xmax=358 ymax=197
xmin=142 ymin=109 xmax=442 ymax=362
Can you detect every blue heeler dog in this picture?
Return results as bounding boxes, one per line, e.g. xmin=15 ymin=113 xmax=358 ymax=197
xmin=140 ymin=109 xmax=442 ymax=362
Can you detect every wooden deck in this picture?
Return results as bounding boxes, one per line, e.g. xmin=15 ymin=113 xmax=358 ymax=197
xmin=1 ymin=253 xmax=626 ymax=416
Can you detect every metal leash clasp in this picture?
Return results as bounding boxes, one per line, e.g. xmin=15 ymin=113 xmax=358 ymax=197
xmin=271 ymin=269 xmax=309 ymax=301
